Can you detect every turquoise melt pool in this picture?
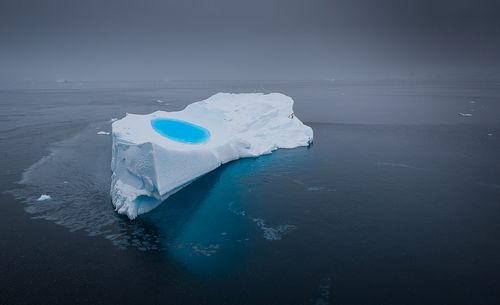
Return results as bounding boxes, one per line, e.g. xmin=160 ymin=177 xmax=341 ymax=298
xmin=151 ymin=118 xmax=210 ymax=144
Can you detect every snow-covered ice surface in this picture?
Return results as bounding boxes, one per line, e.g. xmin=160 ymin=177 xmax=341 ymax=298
xmin=111 ymin=93 xmax=313 ymax=219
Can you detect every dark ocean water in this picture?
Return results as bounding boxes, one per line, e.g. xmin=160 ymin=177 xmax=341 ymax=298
xmin=1 ymin=80 xmax=500 ymax=305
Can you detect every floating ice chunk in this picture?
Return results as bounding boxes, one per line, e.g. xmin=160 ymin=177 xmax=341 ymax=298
xmin=37 ymin=194 xmax=52 ymax=201
xmin=111 ymin=93 xmax=313 ymax=219
xmin=252 ymin=218 xmax=297 ymax=241
xmin=469 ymin=100 xmax=476 ymax=104
xmin=109 ymin=118 xmax=118 ymax=123
xmin=488 ymin=133 xmax=493 ymax=136
xmin=97 ymin=131 xmax=110 ymax=135
xmin=156 ymin=99 xmax=170 ymax=104
xmin=458 ymin=112 xmax=472 ymax=117
xmin=191 ymin=244 xmax=219 ymax=256
xmin=307 ymin=186 xmax=324 ymax=191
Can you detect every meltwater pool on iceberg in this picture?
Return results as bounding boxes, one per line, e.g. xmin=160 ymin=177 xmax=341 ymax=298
xmin=151 ymin=118 xmax=211 ymax=144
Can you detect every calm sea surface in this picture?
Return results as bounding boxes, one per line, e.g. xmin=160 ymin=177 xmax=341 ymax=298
xmin=1 ymin=80 xmax=499 ymax=304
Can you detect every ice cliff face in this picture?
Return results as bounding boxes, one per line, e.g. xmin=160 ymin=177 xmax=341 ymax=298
xmin=111 ymin=93 xmax=313 ymax=219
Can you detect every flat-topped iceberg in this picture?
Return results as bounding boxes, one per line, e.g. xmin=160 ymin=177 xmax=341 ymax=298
xmin=111 ymin=93 xmax=313 ymax=219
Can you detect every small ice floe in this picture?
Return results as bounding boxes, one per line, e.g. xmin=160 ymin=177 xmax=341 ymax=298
xmin=228 ymin=202 xmax=297 ymax=241
xmin=56 ymin=79 xmax=67 ymax=84
xmin=37 ymin=194 xmax=52 ymax=201
xmin=488 ymin=133 xmax=494 ymax=136
xmin=376 ymin=162 xmax=430 ymax=172
xmin=109 ymin=118 xmax=118 ymax=123
xmin=252 ymin=218 xmax=296 ymax=241
xmin=156 ymin=99 xmax=170 ymax=104
xmin=97 ymin=131 xmax=110 ymax=135
xmin=469 ymin=100 xmax=476 ymax=104
xmin=191 ymin=244 xmax=219 ymax=256
xmin=458 ymin=112 xmax=473 ymax=117
xmin=307 ymin=186 xmax=324 ymax=191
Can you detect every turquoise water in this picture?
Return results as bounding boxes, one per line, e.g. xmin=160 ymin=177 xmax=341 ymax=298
xmin=151 ymin=118 xmax=210 ymax=144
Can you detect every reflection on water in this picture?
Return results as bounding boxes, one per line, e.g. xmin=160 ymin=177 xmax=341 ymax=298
xmin=9 ymin=122 xmax=307 ymax=273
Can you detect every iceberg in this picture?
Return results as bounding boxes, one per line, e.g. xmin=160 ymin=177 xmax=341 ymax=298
xmin=111 ymin=93 xmax=313 ymax=219
xmin=37 ymin=194 xmax=52 ymax=201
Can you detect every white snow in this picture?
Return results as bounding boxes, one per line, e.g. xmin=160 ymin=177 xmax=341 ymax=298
xmin=37 ymin=194 xmax=52 ymax=201
xmin=111 ymin=93 xmax=313 ymax=219
xmin=97 ymin=131 xmax=110 ymax=135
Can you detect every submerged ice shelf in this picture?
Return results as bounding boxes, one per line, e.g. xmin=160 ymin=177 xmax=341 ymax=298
xmin=111 ymin=93 xmax=313 ymax=219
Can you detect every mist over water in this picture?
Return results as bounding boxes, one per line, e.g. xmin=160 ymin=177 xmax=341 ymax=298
xmin=1 ymin=0 xmax=500 ymax=81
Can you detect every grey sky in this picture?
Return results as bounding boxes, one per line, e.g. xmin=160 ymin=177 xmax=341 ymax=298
xmin=1 ymin=0 xmax=499 ymax=80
